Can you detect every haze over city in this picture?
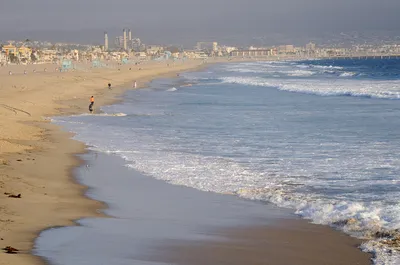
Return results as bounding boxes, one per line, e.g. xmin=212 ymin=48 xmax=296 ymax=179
xmin=1 ymin=0 xmax=400 ymax=46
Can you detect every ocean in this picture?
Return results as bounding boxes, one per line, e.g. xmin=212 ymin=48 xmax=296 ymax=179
xmin=36 ymin=58 xmax=400 ymax=265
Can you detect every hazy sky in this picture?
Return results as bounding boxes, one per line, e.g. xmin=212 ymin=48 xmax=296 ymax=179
xmin=1 ymin=0 xmax=400 ymax=46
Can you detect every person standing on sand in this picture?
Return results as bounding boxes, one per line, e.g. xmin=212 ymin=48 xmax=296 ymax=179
xmin=89 ymin=96 xmax=95 ymax=113
xmin=108 ymin=83 xmax=111 ymax=89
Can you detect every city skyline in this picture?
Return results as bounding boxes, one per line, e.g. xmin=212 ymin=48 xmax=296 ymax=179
xmin=1 ymin=0 xmax=400 ymax=46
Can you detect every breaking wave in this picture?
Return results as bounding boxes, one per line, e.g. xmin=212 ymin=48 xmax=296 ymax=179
xmin=220 ymin=76 xmax=400 ymax=99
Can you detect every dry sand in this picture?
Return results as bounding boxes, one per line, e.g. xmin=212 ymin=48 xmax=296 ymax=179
xmin=0 ymin=59 xmax=210 ymax=265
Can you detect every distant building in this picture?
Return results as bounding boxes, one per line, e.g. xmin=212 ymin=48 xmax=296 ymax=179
xmin=306 ymin=42 xmax=316 ymax=51
xmin=222 ymin=46 xmax=237 ymax=55
xmin=0 ymin=52 xmax=7 ymax=64
xmin=123 ymin=29 xmax=127 ymax=51
xmin=131 ymin=38 xmax=143 ymax=52
xmin=278 ymin=45 xmax=295 ymax=53
xmin=212 ymin=42 xmax=218 ymax=52
xmin=115 ymin=36 xmax=124 ymax=49
xmin=2 ymin=44 xmax=17 ymax=55
xmin=18 ymin=46 xmax=32 ymax=56
xmin=196 ymin=42 xmax=215 ymax=52
xmin=104 ymin=32 xmax=109 ymax=51
xmin=183 ymin=50 xmax=208 ymax=59
xmin=135 ymin=52 xmax=147 ymax=60
xmin=145 ymin=45 xmax=164 ymax=55
xmin=230 ymin=49 xmax=273 ymax=57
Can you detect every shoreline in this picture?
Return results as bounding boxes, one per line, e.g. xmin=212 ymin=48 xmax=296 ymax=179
xmin=35 ymin=151 xmax=372 ymax=265
xmin=0 ymin=58 xmax=372 ymax=265
xmin=0 ymin=59 xmax=211 ymax=265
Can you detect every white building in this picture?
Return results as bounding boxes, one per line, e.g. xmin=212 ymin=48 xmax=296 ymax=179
xmin=146 ymin=45 xmax=164 ymax=55
xmin=0 ymin=52 xmax=7 ymax=65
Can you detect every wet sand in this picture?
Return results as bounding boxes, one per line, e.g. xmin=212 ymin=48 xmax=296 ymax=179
xmin=35 ymin=152 xmax=372 ymax=265
xmin=148 ymin=222 xmax=370 ymax=265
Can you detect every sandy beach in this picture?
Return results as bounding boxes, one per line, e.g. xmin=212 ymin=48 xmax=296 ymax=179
xmin=0 ymin=58 xmax=372 ymax=265
xmin=0 ymin=59 xmax=210 ymax=265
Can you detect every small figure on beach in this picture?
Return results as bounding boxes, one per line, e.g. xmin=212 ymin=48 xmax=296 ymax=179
xmin=89 ymin=96 xmax=95 ymax=113
xmin=24 ymin=70 xmax=27 ymax=75
xmin=108 ymin=83 xmax=112 ymax=89
xmin=133 ymin=81 xmax=137 ymax=88
xmin=9 ymin=71 xmax=12 ymax=75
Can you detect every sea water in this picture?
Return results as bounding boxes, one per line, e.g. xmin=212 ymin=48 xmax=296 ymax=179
xmin=42 ymin=58 xmax=400 ymax=264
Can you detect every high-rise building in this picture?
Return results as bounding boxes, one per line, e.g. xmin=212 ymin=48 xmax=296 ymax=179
xmin=132 ymin=38 xmax=143 ymax=52
xmin=128 ymin=29 xmax=132 ymax=41
xmin=123 ymin=29 xmax=127 ymax=51
xmin=115 ymin=36 xmax=124 ymax=48
xmin=104 ymin=32 xmax=109 ymax=51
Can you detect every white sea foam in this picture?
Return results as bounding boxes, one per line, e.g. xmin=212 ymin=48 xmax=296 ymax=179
xmin=167 ymin=87 xmax=177 ymax=92
xmin=285 ymin=70 xmax=315 ymax=77
xmin=296 ymin=64 xmax=344 ymax=70
xmin=109 ymin=147 xmax=400 ymax=265
xmin=71 ymin=113 xmax=128 ymax=117
xmin=222 ymin=62 xmax=349 ymax=77
xmin=220 ymin=76 xmax=400 ymax=99
xmin=340 ymin=72 xmax=357 ymax=77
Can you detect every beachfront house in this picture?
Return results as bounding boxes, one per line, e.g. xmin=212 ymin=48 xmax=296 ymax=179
xmin=18 ymin=46 xmax=32 ymax=64
xmin=2 ymin=44 xmax=17 ymax=56
xmin=0 ymin=51 xmax=7 ymax=65
xmin=183 ymin=50 xmax=209 ymax=59
xmin=135 ymin=52 xmax=147 ymax=60
xmin=146 ymin=45 xmax=164 ymax=56
xmin=39 ymin=49 xmax=58 ymax=63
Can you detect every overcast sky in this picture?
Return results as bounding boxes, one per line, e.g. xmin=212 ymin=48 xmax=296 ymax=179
xmin=1 ymin=0 xmax=400 ymax=46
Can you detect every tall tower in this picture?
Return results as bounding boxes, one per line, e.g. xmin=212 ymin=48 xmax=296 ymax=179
xmin=128 ymin=29 xmax=132 ymax=50
xmin=123 ymin=29 xmax=127 ymax=51
xmin=104 ymin=32 xmax=109 ymax=51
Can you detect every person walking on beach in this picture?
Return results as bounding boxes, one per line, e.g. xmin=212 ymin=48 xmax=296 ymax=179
xmin=89 ymin=96 xmax=95 ymax=113
xmin=108 ymin=83 xmax=112 ymax=89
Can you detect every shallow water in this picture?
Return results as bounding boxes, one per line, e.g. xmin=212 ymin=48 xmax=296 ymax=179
xmin=34 ymin=152 xmax=291 ymax=265
xmin=47 ymin=58 xmax=400 ymax=264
